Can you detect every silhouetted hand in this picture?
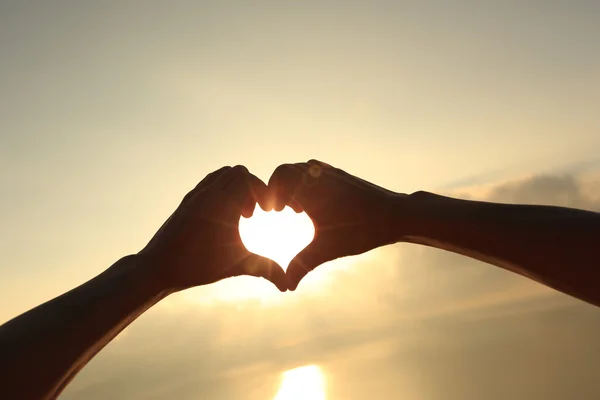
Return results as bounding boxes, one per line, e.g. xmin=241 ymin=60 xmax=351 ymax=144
xmin=140 ymin=165 xmax=287 ymax=292
xmin=266 ymin=160 xmax=407 ymax=290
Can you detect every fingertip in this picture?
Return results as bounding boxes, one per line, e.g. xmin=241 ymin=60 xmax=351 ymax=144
xmin=271 ymin=188 xmax=292 ymax=212
xmin=267 ymin=163 xmax=302 ymax=206
xmin=269 ymin=263 xmax=289 ymax=292
xmin=262 ymin=257 xmax=289 ymax=292
xmin=241 ymin=208 xmax=254 ymax=219
xmin=257 ymin=197 xmax=273 ymax=212
xmin=258 ymin=189 xmax=277 ymax=211
xmin=285 ymin=261 xmax=308 ymax=291
xmin=240 ymin=255 xmax=288 ymax=292
xmin=259 ymin=202 xmax=274 ymax=212
xmin=241 ymin=197 xmax=255 ymax=218
xmin=288 ymin=199 xmax=304 ymax=213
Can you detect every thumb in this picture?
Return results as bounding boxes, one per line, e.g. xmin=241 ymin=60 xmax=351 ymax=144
xmin=286 ymin=241 xmax=330 ymax=291
xmin=234 ymin=253 xmax=288 ymax=292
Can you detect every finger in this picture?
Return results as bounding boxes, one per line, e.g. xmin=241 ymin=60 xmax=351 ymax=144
xmin=256 ymin=176 xmax=274 ymax=212
xmin=242 ymin=174 xmax=268 ymax=218
xmin=220 ymin=166 xmax=271 ymax=219
xmin=266 ymin=163 xmax=308 ymax=211
xmin=287 ymin=198 xmax=304 ymax=213
xmin=304 ymin=160 xmax=327 ymax=185
xmin=256 ymin=180 xmax=302 ymax=213
xmin=233 ymin=254 xmax=288 ymax=292
xmin=286 ymin=241 xmax=330 ymax=291
xmin=241 ymin=197 xmax=256 ymax=219
xmin=182 ymin=166 xmax=231 ymax=204
xmin=216 ymin=165 xmax=254 ymax=215
xmin=199 ymin=166 xmax=233 ymax=189
xmin=214 ymin=164 xmax=249 ymax=189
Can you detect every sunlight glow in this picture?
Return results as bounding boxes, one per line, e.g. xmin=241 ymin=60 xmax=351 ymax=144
xmin=239 ymin=205 xmax=315 ymax=270
xmin=182 ymin=206 xmax=376 ymax=305
xmin=273 ymin=365 xmax=326 ymax=400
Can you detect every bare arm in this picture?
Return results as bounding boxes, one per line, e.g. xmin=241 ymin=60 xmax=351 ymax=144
xmin=400 ymin=191 xmax=600 ymax=306
xmin=267 ymin=159 xmax=600 ymax=306
xmin=0 ymin=166 xmax=286 ymax=400
xmin=0 ymin=255 xmax=167 ymax=399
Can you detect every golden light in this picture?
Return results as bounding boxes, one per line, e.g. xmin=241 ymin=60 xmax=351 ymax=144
xmin=180 ymin=205 xmax=372 ymax=304
xmin=273 ymin=365 xmax=326 ymax=400
xmin=239 ymin=205 xmax=315 ymax=270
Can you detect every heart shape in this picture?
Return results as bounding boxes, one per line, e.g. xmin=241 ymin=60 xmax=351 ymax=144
xmin=239 ymin=205 xmax=315 ymax=271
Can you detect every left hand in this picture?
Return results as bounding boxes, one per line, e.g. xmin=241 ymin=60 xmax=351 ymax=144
xmin=139 ymin=165 xmax=288 ymax=292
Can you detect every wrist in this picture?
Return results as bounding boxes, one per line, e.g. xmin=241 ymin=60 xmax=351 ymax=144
xmin=388 ymin=190 xmax=434 ymax=242
xmin=128 ymin=253 xmax=176 ymax=299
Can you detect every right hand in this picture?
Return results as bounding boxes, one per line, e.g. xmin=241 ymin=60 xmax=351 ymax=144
xmin=265 ymin=160 xmax=408 ymax=290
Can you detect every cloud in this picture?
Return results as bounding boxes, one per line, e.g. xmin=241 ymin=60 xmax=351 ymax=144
xmin=486 ymin=174 xmax=600 ymax=210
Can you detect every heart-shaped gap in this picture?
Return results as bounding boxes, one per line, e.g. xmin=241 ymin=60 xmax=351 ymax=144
xmin=239 ymin=205 xmax=315 ymax=271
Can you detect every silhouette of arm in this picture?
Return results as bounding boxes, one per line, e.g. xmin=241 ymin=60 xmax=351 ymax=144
xmin=0 ymin=166 xmax=286 ymax=400
xmin=0 ymin=255 xmax=168 ymax=400
xmin=268 ymin=160 xmax=600 ymax=306
xmin=400 ymin=191 xmax=600 ymax=306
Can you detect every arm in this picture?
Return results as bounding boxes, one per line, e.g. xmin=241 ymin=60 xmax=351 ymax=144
xmin=400 ymin=191 xmax=600 ymax=306
xmin=0 ymin=165 xmax=286 ymax=400
xmin=266 ymin=159 xmax=600 ymax=306
xmin=0 ymin=255 xmax=167 ymax=399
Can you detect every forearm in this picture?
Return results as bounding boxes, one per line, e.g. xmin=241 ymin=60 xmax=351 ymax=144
xmin=0 ymin=254 xmax=170 ymax=400
xmin=398 ymin=191 xmax=600 ymax=306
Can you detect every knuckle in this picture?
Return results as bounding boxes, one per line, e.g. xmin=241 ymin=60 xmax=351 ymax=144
xmin=270 ymin=164 xmax=296 ymax=183
xmin=307 ymin=164 xmax=322 ymax=178
xmin=207 ymin=166 xmax=231 ymax=181
xmin=307 ymin=159 xmax=327 ymax=166
xmin=273 ymin=163 xmax=294 ymax=174
xmin=307 ymin=159 xmax=331 ymax=169
xmin=231 ymin=165 xmax=249 ymax=175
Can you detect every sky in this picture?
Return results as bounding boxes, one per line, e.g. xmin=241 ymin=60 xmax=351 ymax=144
xmin=1 ymin=1 xmax=600 ymax=399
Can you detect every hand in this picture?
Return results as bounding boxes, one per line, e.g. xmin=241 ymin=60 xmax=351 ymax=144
xmin=140 ymin=165 xmax=287 ymax=292
xmin=266 ymin=159 xmax=406 ymax=290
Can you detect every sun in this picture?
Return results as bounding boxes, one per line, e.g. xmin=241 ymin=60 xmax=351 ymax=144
xmin=273 ymin=365 xmax=326 ymax=400
xmin=179 ymin=206 xmax=316 ymax=305
xmin=239 ymin=205 xmax=315 ymax=271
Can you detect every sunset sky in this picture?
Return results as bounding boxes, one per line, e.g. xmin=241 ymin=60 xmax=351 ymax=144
xmin=1 ymin=1 xmax=600 ymax=399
